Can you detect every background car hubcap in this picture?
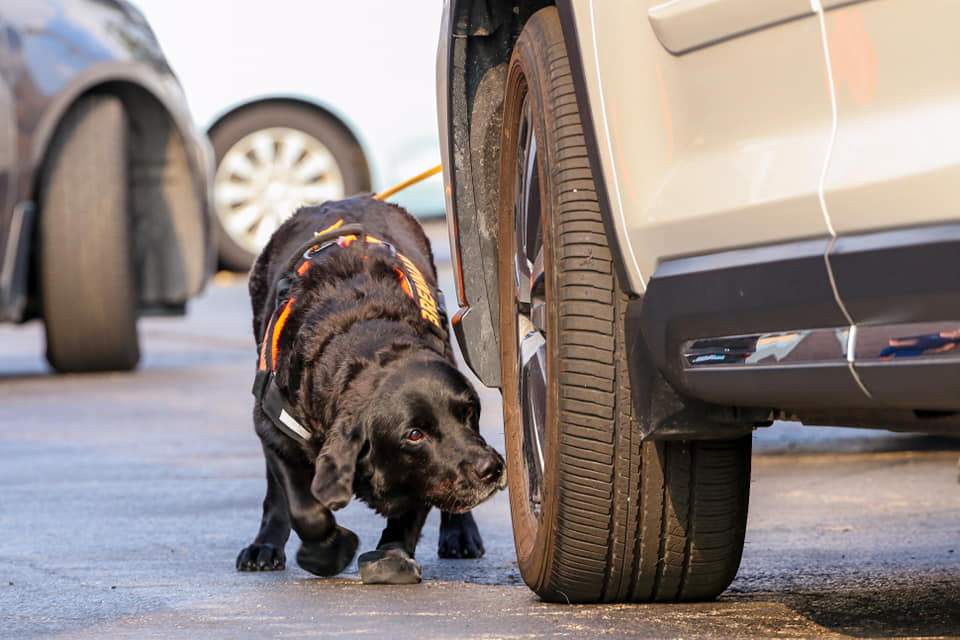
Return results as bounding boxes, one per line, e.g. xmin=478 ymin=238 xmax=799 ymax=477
xmin=514 ymin=94 xmax=547 ymax=519
xmin=214 ymin=126 xmax=346 ymax=255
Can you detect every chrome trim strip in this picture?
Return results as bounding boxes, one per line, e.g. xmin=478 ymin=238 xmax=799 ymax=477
xmin=683 ymin=328 xmax=847 ymax=367
xmin=683 ymin=322 xmax=960 ymax=368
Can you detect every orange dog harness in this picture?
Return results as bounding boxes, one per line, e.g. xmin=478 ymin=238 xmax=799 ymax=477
xmin=252 ymin=220 xmax=448 ymax=443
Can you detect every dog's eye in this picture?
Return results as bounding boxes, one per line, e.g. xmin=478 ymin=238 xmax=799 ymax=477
xmin=407 ymin=429 xmax=424 ymax=442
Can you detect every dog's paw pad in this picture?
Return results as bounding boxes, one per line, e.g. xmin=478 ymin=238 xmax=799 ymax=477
xmin=236 ymin=543 xmax=286 ymax=571
xmin=358 ymin=548 xmax=422 ymax=584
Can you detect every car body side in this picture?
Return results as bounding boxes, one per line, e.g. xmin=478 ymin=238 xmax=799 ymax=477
xmin=0 ymin=0 xmax=213 ymax=323
xmin=438 ymin=0 xmax=960 ymax=435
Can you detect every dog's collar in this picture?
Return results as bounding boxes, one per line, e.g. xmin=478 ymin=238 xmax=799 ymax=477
xmin=252 ymin=219 xmax=449 ymax=443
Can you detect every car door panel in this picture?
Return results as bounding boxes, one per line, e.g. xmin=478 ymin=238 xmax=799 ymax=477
xmin=823 ymin=0 xmax=960 ymax=239
xmin=814 ymin=0 xmax=960 ymax=408
xmin=647 ymin=0 xmax=813 ymax=55
xmin=572 ymin=0 xmax=835 ymax=291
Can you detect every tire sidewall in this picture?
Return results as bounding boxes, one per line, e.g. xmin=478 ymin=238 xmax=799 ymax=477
xmin=497 ymin=11 xmax=562 ymax=595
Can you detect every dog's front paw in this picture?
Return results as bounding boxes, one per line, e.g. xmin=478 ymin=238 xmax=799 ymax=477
xmin=438 ymin=512 xmax=485 ymax=559
xmin=236 ymin=543 xmax=286 ymax=571
xmin=358 ymin=544 xmax=422 ymax=584
xmin=296 ymin=525 xmax=359 ymax=577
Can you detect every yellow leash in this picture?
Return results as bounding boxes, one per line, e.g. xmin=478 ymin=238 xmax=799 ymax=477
xmin=373 ymin=164 xmax=442 ymax=201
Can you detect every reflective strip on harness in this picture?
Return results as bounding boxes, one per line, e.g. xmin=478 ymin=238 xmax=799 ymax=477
xmin=395 ymin=252 xmax=441 ymax=331
xmin=270 ymin=298 xmax=295 ymax=371
xmin=278 ymin=408 xmax=311 ymax=441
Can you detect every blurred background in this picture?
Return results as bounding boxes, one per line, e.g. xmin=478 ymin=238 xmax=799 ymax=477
xmin=136 ymin=0 xmax=445 ymax=271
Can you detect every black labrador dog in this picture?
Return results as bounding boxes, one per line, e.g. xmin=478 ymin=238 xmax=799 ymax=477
xmin=236 ymin=196 xmax=505 ymax=584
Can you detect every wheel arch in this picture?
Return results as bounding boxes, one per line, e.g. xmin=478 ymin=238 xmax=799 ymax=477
xmin=205 ymin=96 xmax=373 ymax=191
xmin=31 ymin=77 xmax=214 ymax=317
xmin=440 ymin=0 xmax=552 ymax=387
xmin=441 ymin=0 xmax=635 ymax=387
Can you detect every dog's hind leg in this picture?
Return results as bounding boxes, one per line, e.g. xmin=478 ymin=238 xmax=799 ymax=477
xmin=237 ymin=452 xmax=292 ymax=571
xmin=438 ymin=510 xmax=485 ymax=558
xmin=357 ymin=503 xmax=430 ymax=584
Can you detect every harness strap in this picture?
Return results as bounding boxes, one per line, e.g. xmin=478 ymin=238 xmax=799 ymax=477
xmin=252 ymin=368 xmax=311 ymax=442
xmin=252 ymin=219 xmax=449 ymax=443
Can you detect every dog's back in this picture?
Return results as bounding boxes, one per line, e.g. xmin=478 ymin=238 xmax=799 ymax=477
xmin=249 ymin=196 xmax=439 ymax=341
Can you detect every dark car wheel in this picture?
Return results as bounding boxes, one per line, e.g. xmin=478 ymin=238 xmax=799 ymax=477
xmin=40 ymin=95 xmax=140 ymax=373
xmin=210 ymin=103 xmax=371 ymax=271
xmin=497 ymin=7 xmax=751 ymax=604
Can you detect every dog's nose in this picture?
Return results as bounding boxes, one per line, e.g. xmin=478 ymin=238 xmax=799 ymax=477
xmin=474 ymin=454 xmax=504 ymax=484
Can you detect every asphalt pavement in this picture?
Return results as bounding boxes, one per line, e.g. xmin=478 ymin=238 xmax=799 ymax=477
xmin=1 ymin=221 xmax=958 ymax=639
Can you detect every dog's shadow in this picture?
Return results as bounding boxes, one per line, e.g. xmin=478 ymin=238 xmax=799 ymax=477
xmin=419 ymin=556 xmax=525 ymax=586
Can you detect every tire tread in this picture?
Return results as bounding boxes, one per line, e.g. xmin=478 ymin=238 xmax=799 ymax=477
xmin=499 ymin=6 xmax=750 ymax=604
xmin=40 ymin=95 xmax=140 ymax=373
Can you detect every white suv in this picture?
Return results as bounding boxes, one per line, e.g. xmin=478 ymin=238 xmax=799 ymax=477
xmin=437 ymin=0 xmax=960 ymax=603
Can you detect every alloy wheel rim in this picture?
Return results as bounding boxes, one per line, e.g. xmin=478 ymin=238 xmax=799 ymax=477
xmin=214 ymin=126 xmax=346 ymax=255
xmin=514 ymin=92 xmax=547 ymax=520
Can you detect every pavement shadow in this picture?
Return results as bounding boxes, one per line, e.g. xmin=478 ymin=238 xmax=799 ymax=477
xmin=0 ymin=368 xmax=50 ymax=381
xmin=766 ymin=574 xmax=960 ymax=638
xmin=755 ymin=432 xmax=960 ymax=457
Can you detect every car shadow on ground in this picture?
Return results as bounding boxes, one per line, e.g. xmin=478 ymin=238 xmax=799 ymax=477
xmin=754 ymin=429 xmax=960 ymax=457
xmin=728 ymin=571 xmax=960 ymax=638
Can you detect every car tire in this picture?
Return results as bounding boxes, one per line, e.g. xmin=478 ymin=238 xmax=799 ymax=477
xmin=497 ymin=7 xmax=751 ymax=604
xmin=209 ymin=103 xmax=371 ymax=271
xmin=40 ymin=95 xmax=140 ymax=373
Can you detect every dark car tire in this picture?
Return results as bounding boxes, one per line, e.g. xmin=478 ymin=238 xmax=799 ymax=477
xmin=497 ymin=7 xmax=751 ymax=604
xmin=209 ymin=103 xmax=371 ymax=272
xmin=40 ymin=95 xmax=140 ymax=373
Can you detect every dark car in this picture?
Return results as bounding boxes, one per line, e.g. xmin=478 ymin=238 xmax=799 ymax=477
xmin=0 ymin=0 xmax=213 ymax=373
xmin=437 ymin=0 xmax=960 ymax=604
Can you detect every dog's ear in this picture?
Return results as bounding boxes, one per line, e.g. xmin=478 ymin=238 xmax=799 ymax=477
xmin=311 ymin=419 xmax=364 ymax=510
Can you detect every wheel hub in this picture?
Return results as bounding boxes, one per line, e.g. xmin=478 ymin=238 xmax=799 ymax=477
xmin=514 ymin=93 xmax=547 ymax=519
xmin=214 ymin=126 xmax=346 ymax=255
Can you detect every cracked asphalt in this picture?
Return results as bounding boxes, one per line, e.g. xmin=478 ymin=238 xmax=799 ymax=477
xmin=1 ymin=222 xmax=958 ymax=639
